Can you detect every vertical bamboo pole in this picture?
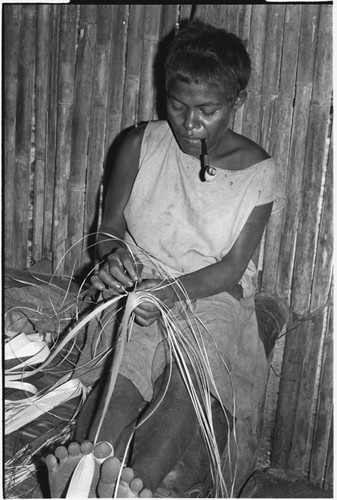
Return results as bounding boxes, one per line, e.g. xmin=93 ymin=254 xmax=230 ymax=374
xmin=235 ymin=4 xmax=252 ymax=42
xmin=120 ymin=4 xmax=145 ymax=131
xmin=276 ymin=4 xmax=321 ymax=300
xmin=323 ymin=406 xmax=333 ymax=490
xmin=159 ymin=4 xmax=179 ymax=39
xmin=218 ymin=5 xmax=238 ymax=32
xmin=259 ymin=5 xmax=285 ymax=151
xmin=192 ymin=4 xmax=224 ymax=28
xmin=52 ymin=5 xmax=78 ymax=274
xmin=272 ymin=5 xmax=332 ymax=474
xmin=13 ymin=5 xmax=36 ymax=268
xmin=240 ymin=5 xmax=267 ymax=267
xmin=309 ymin=301 xmax=333 ymax=486
xmin=138 ymin=5 xmax=162 ymax=123
xmin=287 ymin=130 xmax=333 ymax=476
xmin=262 ymin=5 xmax=302 ymax=293
xmin=4 ymin=5 xmax=21 ymax=267
xmin=84 ymin=5 xmax=114 ymax=265
xmin=286 ymin=312 xmax=327 ymax=476
xmin=43 ymin=5 xmax=60 ymax=260
xmin=271 ymin=319 xmax=308 ymax=469
xmin=33 ymin=5 xmax=51 ymax=263
xmin=179 ymin=4 xmax=193 ymax=23
xmin=66 ymin=5 xmax=97 ymax=273
xmin=241 ymin=5 xmax=268 ymax=143
xmin=291 ymin=5 xmax=332 ymax=316
xmin=104 ymin=5 xmax=129 ymax=156
xmin=233 ymin=5 xmax=252 ymax=135
xmin=310 ymin=137 xmax=333 ymax=308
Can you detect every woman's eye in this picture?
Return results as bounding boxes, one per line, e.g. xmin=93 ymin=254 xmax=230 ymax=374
xmin=201 ymin=109 xmax=217 ymax=117
xmin=170 ymin=103 xmax=184 ymax=112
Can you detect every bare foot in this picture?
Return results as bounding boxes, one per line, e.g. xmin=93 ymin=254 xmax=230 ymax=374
xmin=46 ymin=441 xmax=114 ymax=498
xmin=97 ymin=456 xmax=153 ymax=498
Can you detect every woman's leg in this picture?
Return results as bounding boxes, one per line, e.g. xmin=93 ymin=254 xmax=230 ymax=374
xmin=129 ymin=363 xmax=201 ymax=493
xmin=75 ymin=373 xmax=146 ymax=457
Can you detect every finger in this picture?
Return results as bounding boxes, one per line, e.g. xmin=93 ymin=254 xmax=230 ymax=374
xmin=133 ymin=305 xmax=160 ymax=321
xmin=134 ymin=314 xmax=157 ymax=327
xmin=91 ymin=274 xmax=106 ymax=291
xmin=120 ymin=255 xmax=141 ymax=282
xmin=104 ymin=258 xmax=138 ymax=288
xmin=134 ymin=302 xmax=160 ymax=313
xmin=98 ymin=267 xmax=125 ymax=292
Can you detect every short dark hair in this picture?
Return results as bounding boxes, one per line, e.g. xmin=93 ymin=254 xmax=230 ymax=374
xmin=165 ymin=19 xmax=251 ymax=103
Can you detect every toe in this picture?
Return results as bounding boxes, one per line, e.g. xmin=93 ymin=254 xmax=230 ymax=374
xmin=121 ymin=466 xmax=135 ymax=483
xmin=67 ymin=442 xmax=81 ymax=457
xmin=100 ymin=457 xmax=121 ymax=483
xmin=94 ymin=441 xmax=114 ymax=459
xmin=45 ymin=453 xmax=58 ymax=471
xmin=80 ymin=440 xmax=94 ymax=455
xmin=140 ymin=489 xmax=153 ymax=498
xmin=130 ymin=477 xmax=143 ymax=494
xmin=54 ymin=445 xmax=68 ymax=460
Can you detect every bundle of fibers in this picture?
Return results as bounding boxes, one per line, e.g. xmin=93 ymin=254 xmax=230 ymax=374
xmin=4 ymin=291 xmax=126 ymax=435
xmin=5 ymin=237 xmax=238 ymax=497
xmin=59 ymin=234 xmax=238 ymax=497
xmin=65 ymin=285 xmax=238 ymax=498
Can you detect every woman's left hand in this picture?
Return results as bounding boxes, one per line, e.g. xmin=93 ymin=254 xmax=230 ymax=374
xmin=132 ymin=279 xmax=176 ymax=327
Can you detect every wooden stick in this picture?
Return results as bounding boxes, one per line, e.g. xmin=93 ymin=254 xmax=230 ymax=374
xmin=312 ymin=5 xmax=332 ymax=107
xmin=310 ymin=136 xmax=333 ymax=310
xmin=323 ymin=406 xmax=333 ymax=490
xmin=192 ymin=5 xmax=223 ymax=28
xmin=262 ymin=5 xmax=302 ymax=293
xmin=120 ymin=4 xmax=145 ymax=130
xmin=66 ymin=5 xmax=97 ymax=273
xmin=309 ymin=300 xmax=333 ymax=486
xmin=276 ymin=4 xmax=321 ymax=301
xmin=179 ymin=4 xmax=193 ymax=23
xmin=159 ymin=4 xmax=179 ymax=39
xmin=241 ymin=5 xmax=268 ymax=143
xmin=52 ymin=5 xmax=78 ymax=274
xmin=291 ymin=104 xmax=331 ymax=314
xmin=286 ymin=312 xmax=327 ymax=475
xmin=33 ymin=5 xmax=51 ymax=263
xmin=271 ymin=316 xmax=307 ymax=469
xmin=104 ymin=5 xmax=129 ymax=157
xmin=13 ymin=5 xmax=36 ymax=268
xmin=4 ymin=5 xmax=21 ymax=267
xmin=233 ymin=5 xmax=252 ymax=135
xmin=259 ymin=5 xmax=285 ymax=150
xmin=138 ymin=5 xmax=161 ymax=123
xmin=43 ymin=5 xmax=61 ymax=260
xmin=84 ymin=5 xmax=114 ymax=265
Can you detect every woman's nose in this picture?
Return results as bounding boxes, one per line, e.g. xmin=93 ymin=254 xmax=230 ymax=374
xmin=183 ymin=109 xmax=200 ymax=131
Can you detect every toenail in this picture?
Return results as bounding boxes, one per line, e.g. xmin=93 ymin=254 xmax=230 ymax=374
xmin=94 ymin=441 xmax=114 ymax=463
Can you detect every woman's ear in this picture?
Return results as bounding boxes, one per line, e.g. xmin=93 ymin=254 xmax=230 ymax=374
xmin=233 ymin=90 xmax=247 ymax=112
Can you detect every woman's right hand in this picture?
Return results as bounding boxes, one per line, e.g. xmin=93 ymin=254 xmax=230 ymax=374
xmin=91 ymin=247 xmax=142 ymax=293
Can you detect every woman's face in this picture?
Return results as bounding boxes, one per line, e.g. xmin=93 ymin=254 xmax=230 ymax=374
xmin=166 ymin=79 xmax=236 ymax=159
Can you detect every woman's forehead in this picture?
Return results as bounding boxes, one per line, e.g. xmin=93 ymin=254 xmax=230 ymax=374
xmin=167 ymin=79 xmax=228 ymax=104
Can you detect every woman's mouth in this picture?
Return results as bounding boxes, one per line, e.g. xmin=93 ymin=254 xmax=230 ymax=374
xmin=180 ymin=136 xmax=202 ymax=144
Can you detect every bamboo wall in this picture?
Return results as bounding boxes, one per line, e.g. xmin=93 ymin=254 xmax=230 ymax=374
xmin=4 ymin=4 xmax=333 ymax=489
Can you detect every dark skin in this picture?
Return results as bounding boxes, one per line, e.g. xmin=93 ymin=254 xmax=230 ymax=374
xmin=73 ymin=79 xmax=274 ymax=496
xmin=92 ymin=79 xmax=272 ymax=325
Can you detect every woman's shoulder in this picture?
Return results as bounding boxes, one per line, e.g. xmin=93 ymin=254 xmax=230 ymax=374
xmin=227 ymin=131 xmax=271 ymax=171
xmin=123 ymin=120 xmax=170 ymax=148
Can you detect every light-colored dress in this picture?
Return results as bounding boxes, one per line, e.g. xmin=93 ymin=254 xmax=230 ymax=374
xmin=76 ymin=120 xmax=285 ymax=419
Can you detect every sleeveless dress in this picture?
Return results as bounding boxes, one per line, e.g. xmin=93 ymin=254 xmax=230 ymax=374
xmin=76 ymin=120 xmax=285 ymax=419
